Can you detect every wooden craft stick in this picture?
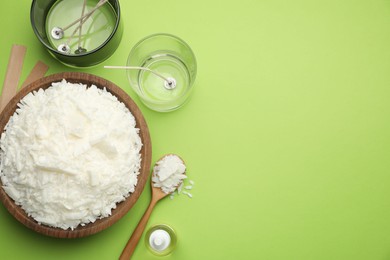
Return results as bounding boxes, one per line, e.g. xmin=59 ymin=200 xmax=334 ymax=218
xmin=0 ymin=44 xmax=27 ymax=112
xmin=20 ymin=61 xmax=49 ymax=90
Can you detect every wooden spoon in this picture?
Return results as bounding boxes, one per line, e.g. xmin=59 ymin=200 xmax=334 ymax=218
xmin=119 ymin=154 xmax=185 ymax=260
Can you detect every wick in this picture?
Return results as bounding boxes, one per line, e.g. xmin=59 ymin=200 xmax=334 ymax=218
xmin=104 ymin=66 xmax=177 ymax=90
xmin=61 ymin=0 xmax=108 ymax=32
xmin=77 ymin=0 xmax=87 ymax=50
xmin=53 ymin=0 xmax=108 ymax=50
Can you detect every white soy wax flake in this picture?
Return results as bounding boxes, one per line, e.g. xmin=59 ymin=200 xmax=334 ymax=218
xmin=170 ymin=179 xmax=196 ymax=200
xmin=0 ymin=80 xmax=142 ymax=230
xmin=182 ymin=191 xmax=193 ymax=198
xmin=152 ymin=155 xmax=186 ymax=194
xmin=151 ymin=155 xmax=196 ymax=200
xmin=177 ymin=182 xmax=184 ymax=194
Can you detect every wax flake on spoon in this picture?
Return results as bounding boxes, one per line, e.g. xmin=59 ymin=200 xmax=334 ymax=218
xmin=152 ymin=154 xmax=195 ymax=199
xmin=152 ymin=155 xmax=186 ymax=194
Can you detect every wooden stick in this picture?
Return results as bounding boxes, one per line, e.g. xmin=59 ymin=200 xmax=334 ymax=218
xmin=0 ymin=44 xmax=27 ymax=112
xmin=20 ymin=61 xmax=49 ymax=90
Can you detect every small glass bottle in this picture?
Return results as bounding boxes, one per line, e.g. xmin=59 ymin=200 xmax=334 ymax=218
xmin=145 ymin=224 xmax=177 ymax=256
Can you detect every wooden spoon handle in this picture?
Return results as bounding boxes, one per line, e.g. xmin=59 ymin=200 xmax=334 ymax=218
xmin=119 ymin=198 xmax=158 ymax=260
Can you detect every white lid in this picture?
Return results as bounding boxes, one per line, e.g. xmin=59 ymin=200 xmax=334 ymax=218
xmin=149 ymin=229 xmax=171 ymax=252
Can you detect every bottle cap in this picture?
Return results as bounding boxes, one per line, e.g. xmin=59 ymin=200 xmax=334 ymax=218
xmin=149 ymin=229 xmax=171 ymax=251
xmin=145 ymin=224 xmax=177 ymax=256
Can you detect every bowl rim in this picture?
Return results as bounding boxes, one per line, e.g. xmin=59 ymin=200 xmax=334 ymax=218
xmin=0 ymin=72 xmax=152 ymax=238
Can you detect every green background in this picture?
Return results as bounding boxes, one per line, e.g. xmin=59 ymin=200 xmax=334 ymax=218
xmin=1 ymin=0 xmax=390 ymax=259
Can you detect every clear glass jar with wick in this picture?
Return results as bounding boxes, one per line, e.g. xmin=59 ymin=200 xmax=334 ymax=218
xmin=145 ymin=224 xmax=177 ymax=256
xmin=126 ymin=34 xmax=197 ymax=112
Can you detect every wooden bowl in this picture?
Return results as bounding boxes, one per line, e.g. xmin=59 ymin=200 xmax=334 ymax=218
xmin=0 ymin=72 xmax=152 ymax=238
